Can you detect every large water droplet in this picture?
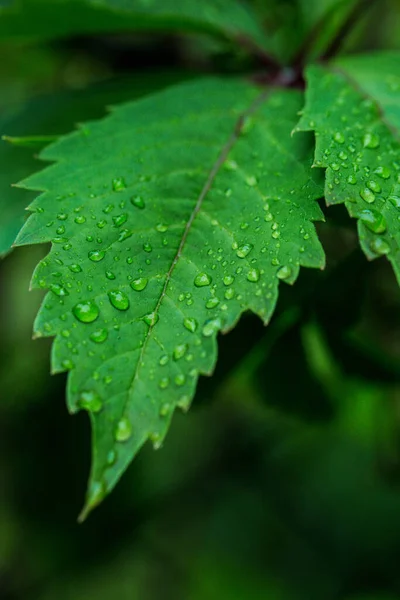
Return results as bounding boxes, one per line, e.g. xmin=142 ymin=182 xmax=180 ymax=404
xmin=143 ymin=242 xmax=152 ymax=253
xmin=108 ymin=290 xmax=130 ymax=311
xmin=69 ymin=263 xmax=82 ymax=273
xmin=50 ymin=283 xmax=69 ymax=297
xmin=359 ymin=209 xmax=387 ymax=234
xmin=236 ymin=243 xmax=253 ymax=258
xmin=131 ymin=196 xmax=145 ymax=209
xmin=73 ymin=300 xmax=99 ymax=323
xmin=173 ymin=343 xmax=188 ymax=360
xmin=90 ymin=328 xmax=108 ymax=343
xmin=247 ymin=268 xmax=260 ymax=282
xmin=130 ymin=277 xmax=148 ymax=291
xmin=115 ymin=416 xmax=132 ymax=442
xmin=88 ymin=249 xmax=105 ymax=262
xmin=360 ymin=188 xmax=375 ymax=204
xmin=143 ymin=312 xmax=159 ymax=327
xmin=79 ymin=390 xmax=103 ymax=413
xmin=277 ymin=265 xmax=292 ymax=280
xmin=202 ymin=318 xmax=221 ymax=337
xmin=183 ymin=317 xmax=198 ymax=333
xmin=389 ymin=195 xmax=400 ymax=208
xmin=112 ymin=177 xmax=127 ymax=192
xmin=205 ymin=297 xmax=220 ymax=309
xmin=374 ymin=166 xmax=391 ymax=179
xmin=367 ymin=180 xmax=381 ymax=194
xmin=363 ymin=132 xmax=380 ymax=148
xmin=194 ymin=272 xmax=212 ymax=287
xmin=223 ymin=275 xmax=234 ymax=286
xmin=113 ymin=213 xmax=128 ymax=227
xmin=370 ymin=237 xmax=390 ymax=255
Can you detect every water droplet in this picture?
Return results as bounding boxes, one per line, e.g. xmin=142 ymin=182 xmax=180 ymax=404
xmin=160 ymin=402 xmax=171 ymax=416
xmin=223 ymin=275 xmax=234 ymax=286
xmin=236 ymin=243 xmax=253 ymax=259
xmin=359 ymin=209 xmax=386 ymax=234
xmin=247 ymin=268 xmax=260 ymax=282
xmin=131 ymin=277 xmax=148 ymax=291
xmin=112 ymin=177 xmax=127 ymax=192
xmin=277 ymin=266 xmax=292 ymax=280
xmin=62 ymin=358 xmax=74 ymax=370
xmin=105 ymin=270 xmax=116 ymax=280
xmin=360 ymin=188 xmax=375 ymax=204
xmin=389 ymin=195 xmax=400 ymax=208
xmin=206 ymin=297 xmax=220 ymax=309
xmin=156 ymin=223 xmax=168 ymax=233
xmin=115 ymin=416 xmax=132 ymax=442
xmin=363 ymin=132 xmax=380 ymax=148
xmin=173 ymin=343 xmax=188 ymax=360
xmin=374 ymin=166 xmax=391 ymax=179
xmin=73 ymin=300 xmax=99 ymax=323
xmin=246 ymin=175 xmax=257 ymax=187
xmin=74 ymin=215 xmax=86 ymax=224
xmin=79 ymin=390 xmax=103 ymax=413
xmin=88 ymin=249 xmax=105 ymax=262
xmin=183 ymin=317 xmax=198 ymax=333
xmin=347 ymin=174 xmax=357 ymax=185
xmin=131 ymin=196 xmax=145 ymax=209
xmin=159 ymin=377 xmax=169 ymax=389
xmin=367 ymin=180 xmax=381 ymax=193
xmin=90 ymin=328 xmax=108 ymax=343
xmin=143 ymin=312 xmax=159 ymax=327
xmin=194 ymin=272 xmax=212 ymax=287
xmin=143 ymin=242 xmax=152 ymax=253
xmin=108 ymin=290 xmax=130 ymax=311
xmin=370 ymin=237 xmax=390 ymax=255
xmin=159 ymin=354 xmax=169 ymax=366
xmin=107 ymin=450 xmax=117 ymax=465
xmin=113 ymin=213 xmax=128 ymax=227
xmin=333 ymin=132 xmax=345 ymax=144
xmin=202 ymin=318 xmax=221 ymax=337
xmin=50 ymin=283 xmax=69 ymax=297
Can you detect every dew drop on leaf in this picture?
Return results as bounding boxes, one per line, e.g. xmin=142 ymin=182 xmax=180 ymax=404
xmin=72 ymin=300 xmax=99 ymax=323
xmin=374 ymin=166 xmax=391 ymax=179
xmin=247 ymin=268 xmax=260 ymax=282
xmin=363 ymin=132 xmax=380 ymax=149
xmin=359 ymin=209 xmax=387 ymax=234
xmin=112 ymin=213 xmax=128 ymax=227
xmin=88 ymin=249 xmax=105 ymax=262
xmin=159 ymin=377 xmax=169 ymax=389
xmin=205 ymin=297 xmax=220 ymax=309
xmin=370 ymin=237 xmax=390 ymax=255
xmin=183 ymin=317 xmax=198 ymax=333
xmin=79 ymin=390 xmax=103 ymax=413
xmin=90 ymin=328 xmax=108 ymax=343
xmin=130 ymin=196 xmax=145 ymax=209
xmin=202 ymin=318 xmax=221 ymax=337
xmin=115 ymin=416 xmax=133 ymax=442
xmin=130 ymin=277 xmax=148 ymax=291
xmin=223 ymin=275 xmax=234 ymax=286
xmin=276 ymin=265 xmax=292 ymax=280
xmin=108 ymin=290 xmax=130 ymax=311
xmin=360 ymin=188 xmax=375 ymax=204
xmin=194 ymin=272 xmax=212 ymax=287
xmin=112 ymin=177 xmax=127 ymax=191
xmin=173 ymin=343 xmax=188 ymax=360
xmin=143 ymin=312 xmax=159 ymax=327
xmin=389 ymin=195 xmax=400 ymax=208
xmin=236 ymin=243 xmax=253 ymax=258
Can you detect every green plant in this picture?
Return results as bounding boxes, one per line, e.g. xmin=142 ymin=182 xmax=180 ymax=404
xmin=1 ymin=0 xmax=400 ymax=521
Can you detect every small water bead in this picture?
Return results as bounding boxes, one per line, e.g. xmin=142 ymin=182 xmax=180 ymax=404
xmin=247 ymin=268 xmax=260 ymax=282
xmin=236 ymin=243 xmax=253 ymax=258
xmin=367 ymin=180 xmax=381 ymax=194
xmin=73 ymin=300 xmax=99 ymax=323
xmin=113 ymin=213 xmax=128 ymax=227
xmin=374 ymin=166 xmax=391 ymax=179
xmin=79 ymin=390 xmax=103 ymax=413
xmin=159 ymin=377 xmax=169 ymax=389
xmin=156 ymin=223 xmax=168 ymax=233
xmin=131 ymin=277 xmax=148 ymax=291
xmin=160 ymin=403 xmax=171 ymax=417
xmin=115 ymin=416 xmax=132 ymax=442
xmin=173 ymin=343 xmax=188 ymax=360
xmin=347 ymin=174 xmax=357 ymax=185
xmin=108 ymin=290 xmax=130 ymax=311
xmin=331 ymin=162 xmax=340 ymax=172
xmin=103 ymin=204 xmax=114 ymax=214
xmin=194 ymin=273 xmax=212 ymax=287
xmin=360 ymin=188 xmax=375 ymax=204
xmin=363 ymin=132 xmax=380 ymax=149
xmin=359 ymin=209 xmax=387 ymax=234
xmin=61 ymin=359 xmax=74 ymax=370
xmin=143 ymin=312 xmax=159 ymax=327
xmin=224 ymin=288 xmax=235 ymax=300
xmin=224 ymin=159 xmax=238 ymax=171
xmin=223 ymin=275 xmax=234 ymax=286
xmin=119 ymin=229 xmax=132 ymax=242
xmin=143 ymin=242 xmax=152 ymax=253
xmin=389 ymin=195 xmax=400 ymax=208
xmin=112 ymin=177 xmax=127 ymax=192
xmin=202 ymin=318 xmax=221 ymax=337
xmin=205 ymin=297 xmax=220 ymax=309
xmin=131 ymin=196 xmax=145 ymax=209
xmin=277 ymin=265 xmax=292 ymax=280
xmin=175 ymin=374 xmax=186 ymax=387
xmin=183 ymin=317 xmax=198 ymax=333
xmin=50 ymin=283 xmax=69 ymax=297
xmin=88 ymin=250 xmax=105 ymax=262
xmin=56 ymin=225 xmax=65 ymax=235
xmin=159 ymin=355 xmax=169 ymax=366
xmin=74 ymin=215 xmax=86 ymax=224
xmin=339 ymin=151 xmax=348 ymax=161
xmin=370 ymin=237 xmax=390 ymax=255
xmin=107 ymin=450 xmax=117 ymax=466
xmin=246 ymin=175 xmax=257 ymax=187
xmin=105 ymin=271 xmax=116 ymax=280
xmin=90 ymin=328 xmax=108 ymax=343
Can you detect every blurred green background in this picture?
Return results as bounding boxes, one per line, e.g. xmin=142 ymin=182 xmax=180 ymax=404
xmin=2 ymin=1 xmax=400 ymax=598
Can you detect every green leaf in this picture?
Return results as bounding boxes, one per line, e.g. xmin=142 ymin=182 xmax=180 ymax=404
xmin=16 ymin=77 xmax=325 ymax=517
xmin=0 ymin=0 xmax=267 ymax=54
xmin=0 ymin=72 xmax=188 ymax=257
xmin=296 ymin=52 xmax=400 ymax=282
